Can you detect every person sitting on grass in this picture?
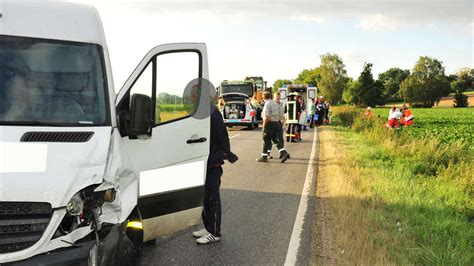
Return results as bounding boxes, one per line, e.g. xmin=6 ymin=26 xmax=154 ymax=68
xmin=364 ymin=106 xmax=373 ymax=119
xmin=385 ymin=106 xmax=402 ymax=129
xmin=400 ymin=104 xmax=414 ymax=127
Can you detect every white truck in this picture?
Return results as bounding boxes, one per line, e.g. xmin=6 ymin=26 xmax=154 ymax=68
xmin=0 ymin=2 xmax=210 ymax=264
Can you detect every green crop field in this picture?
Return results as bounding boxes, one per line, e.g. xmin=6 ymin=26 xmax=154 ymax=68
xmin=331 ymin=106 xmax=474 ymax=264
xmin=372 ymin=108 xmax=474 ymax=147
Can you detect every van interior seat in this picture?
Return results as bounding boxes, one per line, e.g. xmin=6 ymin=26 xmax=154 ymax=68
xmin=56 ymin=73 xmax=88 ymax=92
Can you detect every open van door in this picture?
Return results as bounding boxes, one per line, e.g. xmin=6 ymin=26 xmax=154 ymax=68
xmin=279 ymin=87 xmax=288 ymax=103
xmin=116 ymin=43 xmax=209 ymax=241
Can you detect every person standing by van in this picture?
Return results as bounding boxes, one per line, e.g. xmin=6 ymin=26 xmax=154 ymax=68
xmin=193 ymin=104 xmax=238 ymax=244
xmin=309 ymin=98 xmax=316 ymax=128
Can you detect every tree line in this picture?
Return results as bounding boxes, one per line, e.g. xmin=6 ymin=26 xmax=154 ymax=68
xmin=273 ymin=54 xmax=472 ymax=107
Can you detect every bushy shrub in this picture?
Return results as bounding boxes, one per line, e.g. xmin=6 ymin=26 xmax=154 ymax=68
xmin=334 ymin=106 xmax=361 ymax=127
xmin=453 ymin=91 xmax=469 ymax=108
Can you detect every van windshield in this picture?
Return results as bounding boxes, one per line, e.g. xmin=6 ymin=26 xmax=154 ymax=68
xmin=0 ymin=35 xmax=109 ymax=126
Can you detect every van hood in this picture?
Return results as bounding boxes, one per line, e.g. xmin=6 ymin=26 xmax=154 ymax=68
xmin=222 ymin=93 xmax=249 ymax=102
xmin=0 ymin=126 xmax=112 ymax=208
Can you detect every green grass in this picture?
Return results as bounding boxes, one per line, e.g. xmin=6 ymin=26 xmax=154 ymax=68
xmin=158 ymin=103 xmax=190 ymax=112
xmin=331 ymin=107 xmax=474 ymax=265
xmin=448 ymin=90 xmax=474 ymax=96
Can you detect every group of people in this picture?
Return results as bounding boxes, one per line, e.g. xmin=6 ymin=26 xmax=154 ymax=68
xmin=384 ymin=104 xmax=414 ymax=129
xmin=196 ymin=92 xmax=332 ymax=245
xmin=283 ymin=94 xmax=331 ymax=143
xmin=194 ymin=91 xmax=291 ymax=245
xmin=285 ymin=93 xmax=306 ymax=142
xmin=309 ymin=96 xmax=330 ymax=128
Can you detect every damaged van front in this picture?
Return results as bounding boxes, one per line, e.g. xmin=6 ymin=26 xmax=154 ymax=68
xmin=1 ymin=2 xmax=210 ymax=265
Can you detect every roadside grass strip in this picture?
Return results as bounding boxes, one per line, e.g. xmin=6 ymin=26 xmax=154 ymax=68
xmin=320 ymin=108 xmax=474 ymax=265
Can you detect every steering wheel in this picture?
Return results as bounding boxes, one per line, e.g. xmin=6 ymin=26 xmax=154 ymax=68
xmin=38 ymin=97 xmax=85 ymax=119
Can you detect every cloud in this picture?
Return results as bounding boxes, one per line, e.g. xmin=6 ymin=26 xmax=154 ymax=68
xmin=85 ymin=0 xmax=472 ymax=32
xmin=356 ymin=14 xmax=399 ymax=31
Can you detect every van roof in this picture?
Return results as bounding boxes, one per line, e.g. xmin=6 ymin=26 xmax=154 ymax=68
xmin=0 ymin=2 xmax=106 ymax=46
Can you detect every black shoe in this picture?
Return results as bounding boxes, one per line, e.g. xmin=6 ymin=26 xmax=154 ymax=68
xmin=281 ymin=153 xmax=290 ymax=163
xmin=256 ymin=157 xmax=268 ymax=162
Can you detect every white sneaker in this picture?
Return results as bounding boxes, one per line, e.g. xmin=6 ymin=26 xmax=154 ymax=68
xmin=196 ymin=234 xmax=220 ymax=244
xmin=192 ymin=228 xmax=209 ymax=238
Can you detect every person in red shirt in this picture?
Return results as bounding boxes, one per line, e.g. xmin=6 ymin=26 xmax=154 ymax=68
xmin=401 ymin=104 xmax=414 ymax=126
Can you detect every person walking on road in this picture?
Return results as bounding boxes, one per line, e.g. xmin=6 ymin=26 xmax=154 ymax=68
xmin=193 ymin=104 xmax=238 ymax=244
xmin=256 ymin=92 xmax=290 ymax=163
xmin=270 ymin=92 xmax=290 ymax=160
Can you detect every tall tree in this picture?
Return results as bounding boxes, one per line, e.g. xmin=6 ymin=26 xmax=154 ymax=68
xmin=272 ymin=79 xmax=293 ymax=92
xmin=342 ymin=78 xmax=359 ymax=104
xmin=451 ymin=67 xmax=473 ymax=92
xmin=350 ymin=63 xmax=384 ymax=107
xmin=399 ymin=56 xmax=450 ymax=107
xmin=450 ymin=67 xmax=472 ymax=108
xmin=377 ymin=68 xmax=410 ymax=101
xmin=294 ymin=68 xmax=320 ymax=86
xmin=317 ymin=53 xmax=348 ymax=104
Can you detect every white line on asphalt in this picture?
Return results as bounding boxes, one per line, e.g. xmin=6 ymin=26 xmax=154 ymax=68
xmin=229 ymin=134 xmax=241 ymax=139
xmin=284 ymin=128 xmax=318 ymax=266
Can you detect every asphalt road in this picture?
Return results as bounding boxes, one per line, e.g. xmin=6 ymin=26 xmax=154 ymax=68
xmin=141 ymin=126 xmax=318 ymax=265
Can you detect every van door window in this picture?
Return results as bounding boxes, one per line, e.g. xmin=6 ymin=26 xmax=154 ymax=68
xmin=154 ymin=52 xmax=200 ymax=125
xmin=129 ymin=62 xmax=153 ymax=102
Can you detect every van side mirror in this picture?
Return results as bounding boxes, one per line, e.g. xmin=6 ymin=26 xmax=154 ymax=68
xmin=129 ymin=93 xmax=153 ymax=137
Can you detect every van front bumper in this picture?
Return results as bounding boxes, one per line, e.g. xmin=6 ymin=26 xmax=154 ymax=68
xmin=5 ymin=224 xmax=139 ymax=266
xmin=6 ymin=241 xmax=95 ymax=266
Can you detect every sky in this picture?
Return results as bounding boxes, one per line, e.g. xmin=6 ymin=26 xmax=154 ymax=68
xmin=77 ymin=0 xmax=472 ymax=90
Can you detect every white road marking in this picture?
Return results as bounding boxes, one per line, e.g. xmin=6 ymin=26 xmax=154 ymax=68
xmin=284 ymin=128 xmax=318 ymax=266
xmin=229 ymin=134 xmax=241 ymax=139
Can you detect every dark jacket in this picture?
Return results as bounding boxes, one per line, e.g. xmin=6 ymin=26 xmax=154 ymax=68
xmin=208 ymin=105 xmax=231 ymax=167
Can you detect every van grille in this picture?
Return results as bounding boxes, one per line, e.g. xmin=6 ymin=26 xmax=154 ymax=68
xmin=0 ymin=202 xmax=52 ymax=254
xmin=20 ymin=131 xmax=94 ymax=143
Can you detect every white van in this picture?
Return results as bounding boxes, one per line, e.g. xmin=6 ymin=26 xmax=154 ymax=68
xmin=278 ymin=84 xmax=317 ymax=115
xmin=0 ymin=2 xmax=210 ymax=264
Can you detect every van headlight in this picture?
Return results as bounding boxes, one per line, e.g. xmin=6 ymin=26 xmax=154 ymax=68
xmin=55 ymin=185 xmax=116 ymax=237
xmin=66 ymin=193 xmax=84 ymax=216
